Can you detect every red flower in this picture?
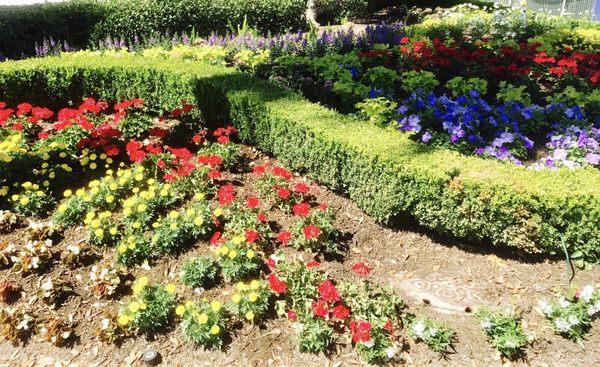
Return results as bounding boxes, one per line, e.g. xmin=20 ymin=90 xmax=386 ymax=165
xmin=257 ymin=213 xmax=267 ymax=222
xmin=217 ymin=184 xmax=236 ymax=206
xmin=266 ymin=256 xmax=276 ymax=269
xmin=126 ymin=140 xmax=147 ymax=163
xmin=37 ymin=131 xmax=49 ymax=139
xmin=318 ymin=279 xmax=340 ymax=303
xmin=352 ymin=262 xmax=370 ymax=277
xmin=208 ymin=169 xmax=221 ymax=179
xmin=303 ymin=225 xmax=321 ymax=240
xmin=277 ymin=230 xmax=292 ymax=245
xmin=400 ymin=36 xmax=410 ymax=44
xmin=287 ymin=310 xmax=297 ymax=321
xmin=272 ymin=166 xmax=292 ymax=180
xmin=312 ymin=300 xmax=329 ymax=318
xmin=192 ymin=134 xmax=203 ymax=144
xmin=293 ymin=202 xmax=311 ymax=217
xmin=332 ymin=304 xmax=350 ymax=319
xmin=293 ymin=182 xmax=310 ymax=194
xmin=307 ymin=260 xmax=320 ymax=268
xmin=252 ymin=165 xmax=267 ymax=175
xmin=210 ymin=231 xmax=222 ymax=246
xmin=268 ymin=273 xmax=287 ymax=294
xmin=350 ymin=320 xmax=372 ymax=343
xmin=245 ymin=229 xmax=259 ymax=244
xmin=246 ymin=197 xmax=260 ymax=209
xmin=277 ymin=187 xmax=291 ymax=200
xmin=384 ymin=320 xmax=394 ymax=333
xmin=318 ymin=203 xmax=328 ymax=211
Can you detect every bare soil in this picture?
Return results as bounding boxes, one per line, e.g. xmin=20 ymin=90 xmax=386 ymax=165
xmin=1 ymin=145 xmax=598 ymax=367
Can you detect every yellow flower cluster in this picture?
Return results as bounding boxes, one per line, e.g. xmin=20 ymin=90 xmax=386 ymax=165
xmin=79 ymin=148 xmax=113 ymax=170
xmin=10 ymin=182 xmax=46 ymax=206
xmin=231 ymin=280 xmax=262 ymax=321
xmin=0 ymin=132 xmax=26 ymax=163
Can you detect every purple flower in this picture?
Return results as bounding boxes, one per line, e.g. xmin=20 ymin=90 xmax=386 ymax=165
xmin=585 ymin=153 xmax=600 ymax=165
xmin=421 ymin=131 xmax=432 ymax=143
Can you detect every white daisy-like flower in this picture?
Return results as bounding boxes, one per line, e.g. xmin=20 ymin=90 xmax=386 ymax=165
xmin=579 ymin=285 xmax=594 ymax=303
xmin=558 ymin=297 xmax=571 ymax=309
xmin=480 ymin=319 xmax=492 ymax=330
xmin=554 ymin=318 xmax=571 ymax=332
xmin=100 ymin=318 xmax=110 ymax=330
xmin=362 ymin=340 xmax=374 ymax=348
xmin=412 ymin=321 xmax=426 ymax=338
xmin=538 ymin=299 xmax=553 ymax=316
xmin=41 ymin=278 xmax=53 ymax=291
xmin=385 ymin=345 xmax=397 ymax=359
xmin=567 ymin=315 xmax=579 ymax=326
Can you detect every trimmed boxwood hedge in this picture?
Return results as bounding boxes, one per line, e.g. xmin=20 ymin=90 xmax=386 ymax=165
xmin=0 ymin=0 xmax=308 ymax=59
xmin=0 ymin=54 xmax=598 ymax=262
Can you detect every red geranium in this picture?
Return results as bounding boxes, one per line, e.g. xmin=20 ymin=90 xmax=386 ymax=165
xmin=332 ymin=304 xmax=350 ymax=320
xmin=352 ymin=262 xmax=371 ymax=277
xmin=277 ymin=231 xmax=292 ymax=245
xmin=217 ymin=184 xmax=236 ymax=206
xmin=350 ymin=320 xmax=372 ymax=343
xmin=312 ymin=300 xmax=328 ymax=318
xmin=245 ymin=229 xmax=259 ymax=244
xmin=268 ymin=273 xmax=287 ymax=294
xmin=277 ymin=187 xmax=291 ymax=200
xmin=292 ymin=202 xmax=311 ymax=217
xmin=303 ymin=225 xmax=321 ymax=240
xmin=318 ymin=279 xmax=340 ymax=303
xmin=246 ymin=197 xmax=260 ymax=209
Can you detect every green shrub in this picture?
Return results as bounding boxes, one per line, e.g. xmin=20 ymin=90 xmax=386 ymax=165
xmin=0 ymin=0 xmax=105 ymax=59
xmin=181 ymin=256 xmax=219 ymax=289
xmin=0 ymin=54 xmax=598 ymax=263
xmin=0 ymin=0 xmax=308 ymax=59
xmin=91 ymin=0 xmax=308 ymax=44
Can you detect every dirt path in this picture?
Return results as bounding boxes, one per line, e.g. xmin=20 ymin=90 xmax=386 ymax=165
xmin=1 ymin=146 xmax=598 ymax=367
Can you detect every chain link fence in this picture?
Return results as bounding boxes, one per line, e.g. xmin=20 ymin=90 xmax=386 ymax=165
xmin=491 ymin=0 xmax=598 ymax=19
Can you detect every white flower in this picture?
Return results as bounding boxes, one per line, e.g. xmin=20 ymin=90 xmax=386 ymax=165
xmin=412 ymin=321 xmax=426 ymax=338
xmin=67 ymin=244 xmax=80 ymax=255
xmin=538 ymin=299 xmax=553 ymax=316
xmin=385 ymin=345 xmax=397 ymax=359
xmin=567 ymin=315 xmax=579 ymax=326
xmin=41 ymin=279 xmax=53 ymax=291
xmin=480 ymin=319 xmax=492 ymax=330
xmin=558 ymin=297 xmax=571 ymax=309
xmin=362 ymin=340 xmax=374 ymax=348
xmin=100 ymin=318 xmax=110 ymax=330
xmin=579 ymin=285 xmax=594 ymax=303
xmin=31 ymin=256 xmax=40 ymax=269
xmin=554 ymin=318 xmax=571 ymax=332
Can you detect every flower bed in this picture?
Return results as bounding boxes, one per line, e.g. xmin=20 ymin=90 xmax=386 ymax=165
xmin=0 ymin=54 xmax=598 ymax=264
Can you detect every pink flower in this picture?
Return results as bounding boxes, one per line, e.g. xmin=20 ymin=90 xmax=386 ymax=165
xmin=352 ymin=262 xmax=370 ymax=277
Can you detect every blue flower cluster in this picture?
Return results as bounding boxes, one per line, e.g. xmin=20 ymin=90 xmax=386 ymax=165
xmin=395 ymin=90 xmax=595 ymax=167
xmin=536 ymin=125 xmax=600 ymax=169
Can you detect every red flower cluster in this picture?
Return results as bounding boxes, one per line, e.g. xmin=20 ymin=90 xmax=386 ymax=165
xmin=303 ymin=224 xmax=321 ymax=240
xmin=213 ymin=125 xmax=237 ymax=144
xmin=350 ymin=320 xmax=372 ymax=343
xmin=114 ymin=98 xmax=144 ymax=111
xmin=217 ymin=184 xmax=236 ymax=206
xmin=268 ymin=273 xmax=287 ymax=294
xmin=312 ymin=279 xmax=350 ymax=320
xmin=352 ymin=262 xmax=371 ymax=277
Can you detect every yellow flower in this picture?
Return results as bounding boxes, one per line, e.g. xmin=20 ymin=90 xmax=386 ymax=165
xmin=138 ymin=276 xmax=149 ymax=287
xmin=169 ymin=223 xmax=177 ymax=230
xmin=19 ymin=197 xmax=30 ymax=206
xmin=109 ymin=183 xmax=118 ymax=191
xmin=109 ymin=227 xmax=118 ymax=235
xmin=232 ymin=236 xmax=244 ymax=245
xmin=219 ymin=246 xmax=229 ymax=256
xmin=248 ymin=292 xmax=258 ymax=302
xmin=106 ymin=195 xmax=115 ymax=203
xmin=58 ymin=204 xmax=67 ymax=213
xmin=214 ymin=207 xmax=223 ymax=217
xmin=194 ymin=193 xmax=205 ymax=200
xmin=197 ymin=313 xmax=209 ymax=324
xmin=22 ymin=181 xmax=32 ymax=188
xmin=139 ymin=302 xmax=147 ymax=310
xmin=185 ymin=300 xmax=194 ymax=308
xmin=236 ymin=282 xmax=247 ymax=291
xmin=132 ymin=222 xmax=141 ymax=229
xmin=63 ymin=190 xmax=72 ymax=198
xmin=211 ymin=301 xmax=222 ymax=312
xmin=175 ymin=305 xmax=186 ymax=316
xmin=250 ymin=280 xmax=260 ymax=290
xmin=245 ymin=311 xmax=255 ymax=321
xmin=134 ymin=173 xmax=144 ymax=181
xmin=209 ymin=325 xmax=220 ymax=335
xmin=132 ymin=284 xmax=144 ymax=294
xmin=94 ymin=228 xmax=104 ymax=238
xmin=166 ymin=283 xmax=177 ymax=294
xmin=186 ymin=208 xmax=196 ymax=217
xmin=228 ymin=250 xmax=237 ymax=259
xmin=117 ymin=314 xmax=131 ymax=326
xmin=129 ymin=301 xmax=140 ymax=313
xmin=127 ymin=241 xmax=136 ymax=250
xmin=193 ymin=216 xmax=204 ymax=226
xmin=231 ymin=294 xmax=241 ymax=303
xmin=117 ymin=244 xmax=128 ymax=254
xmin=169 ymin=211 xmax=179 ymax=219
xmin=137 ymin=204 xmax=147 ymax=212
xmin=90 ymin=162 xmax=97 ymax=170
xmin=246 ymin=250 xmax=255 ymax=259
